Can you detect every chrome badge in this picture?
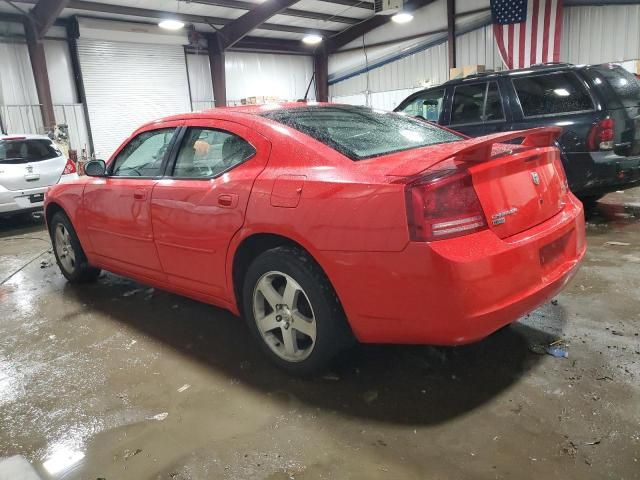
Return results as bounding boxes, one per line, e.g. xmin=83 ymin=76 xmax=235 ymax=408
xmin=492 ymin=207 xmax=518 ymax=226
xmin=531 ymin=171 xmax=540 ymax=185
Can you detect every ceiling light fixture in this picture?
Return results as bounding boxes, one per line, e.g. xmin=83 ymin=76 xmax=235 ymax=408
xmin=391 ymin=12 xmax=414 ymax=24
xmin=302 ymin=34 xmax=323 ymax=45
xmin=159 ymin=19 xmax=185 ymax=30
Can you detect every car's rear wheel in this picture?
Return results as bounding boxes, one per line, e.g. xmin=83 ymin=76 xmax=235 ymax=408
xmin=50 ymin=211 xmax=101 ymax=283
xmin=242 ymin=246 xmax=352 ymax=376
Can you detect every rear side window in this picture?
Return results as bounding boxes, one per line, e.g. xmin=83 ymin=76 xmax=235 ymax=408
xmin=261 ymin=106 xmax=463 ymax=161
xmin=590 ymin=66 xmax=640 ymax=108
xmin=0 ymin=138 xmax=61 ymax=164
xmin=451 ymin=82 xmax=505 ymax=125
xmin=399 ymin=89 xmax=445 ymax=122
xmin=172 ymin=128 xmax=255 ymax=178
xmin=513 ymin=72 xmax=594 ymax=117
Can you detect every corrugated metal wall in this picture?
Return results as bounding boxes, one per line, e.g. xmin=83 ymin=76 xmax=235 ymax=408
xmin=562 ymin=4 xmax=640 ymax=64
xmin=330 ymin=4 xmax=640 ymax=110
xmin=77 ymin=40 xmax=192 ymax=159
xmin=0 ymin=39 xmax=90 ymax=150
xmin=330 ymin=42 xmax=449 ymax=99
xmin=455 ymin=24 xmax=502 ymax=71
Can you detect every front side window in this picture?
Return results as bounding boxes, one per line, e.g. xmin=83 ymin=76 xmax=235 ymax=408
xmin=111 ymin=128 xmax=175 ymax=177
xmin=172 ymin=128 xmax=255 ymax=178
xmin=399 ymin=89 xmax=445 ymax=122
xmin=513 ymin=72 xmax=594 ymax=117
xmin=451 ymin=82 xmax=505 ymax=125
xmin=261 ymin=106 xmax=463 ymax=161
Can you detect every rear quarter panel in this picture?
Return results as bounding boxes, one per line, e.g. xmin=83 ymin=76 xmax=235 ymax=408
xmin=239 ymin=131 xmax=410 ymax=253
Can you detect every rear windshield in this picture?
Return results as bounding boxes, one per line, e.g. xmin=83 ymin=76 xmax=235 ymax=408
xmin=261 ymin=105 xmax=463 ymax=160
xmin=591 ymin=65 xmax=640 ymax=108
xmin=0 ymin=138 xmax=60 ymax=164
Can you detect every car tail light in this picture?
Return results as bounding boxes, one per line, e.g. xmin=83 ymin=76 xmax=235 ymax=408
xmin=405 ymin=167 xmax=487 ymax=242
xmin=62 ymin=158 xmax=77 ymax=175
xmin=587 ymin=118 xmax=614 ymax=151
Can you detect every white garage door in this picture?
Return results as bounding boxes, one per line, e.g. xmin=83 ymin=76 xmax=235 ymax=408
xmin=77 ymin=40 xmax=191 ymax=159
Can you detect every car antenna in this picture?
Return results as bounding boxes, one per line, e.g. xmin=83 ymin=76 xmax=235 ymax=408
xmin=300 ymin=71 xmax=316 ymax=102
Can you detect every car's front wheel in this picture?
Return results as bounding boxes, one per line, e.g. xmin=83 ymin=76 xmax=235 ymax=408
xmin=50 ymin=211 xmax=101 ymax=283
xmin=242 ymin=246 xmax=352 ymax=376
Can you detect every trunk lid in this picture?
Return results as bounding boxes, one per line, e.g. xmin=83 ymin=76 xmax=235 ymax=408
xmin=0 ymin=137 xmax=65 ymax=190
xmin=0 ymin=156 xmax=65 ymax=190
xmin=379 ymin=127 xmax=567 ymax=240
xmin=468 ymin=146 xmax=567 ymax=239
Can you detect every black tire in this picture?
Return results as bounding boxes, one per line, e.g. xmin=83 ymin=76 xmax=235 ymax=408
xmin=579 ymin=194 xmax=604 ymax=210
xmin=50 ymin=211 xmax=101 ymax=283
xmin=242 ymin=246 xmax=353 ymax=376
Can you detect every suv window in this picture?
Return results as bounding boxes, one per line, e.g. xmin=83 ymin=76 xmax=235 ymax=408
xmin=111 ymin=128 xmax=175 ymax=177
xmin=590 ymin=65 xmax=640 ymax=108
xmin=451 ymin=82 xmax=504 ymax=125
xmin=399 ymin=89 xmax=445 ymax=121
xmin=173 ymin=128 xmax=255 ymax=178
xmin=0 ymin=138 xmax=61 ymax=164
xmin=513 ymin=72 xmax=594 ymax=117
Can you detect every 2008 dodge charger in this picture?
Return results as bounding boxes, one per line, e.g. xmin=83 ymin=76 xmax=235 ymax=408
xmin=44 ymin=103 xmax=586 ymax=374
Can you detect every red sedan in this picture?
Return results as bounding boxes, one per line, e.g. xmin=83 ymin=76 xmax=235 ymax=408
xmin=44 ymin=103 xmax=585 ymax=374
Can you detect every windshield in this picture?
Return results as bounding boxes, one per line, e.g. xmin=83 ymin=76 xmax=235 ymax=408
xmin=261 ymin=105 xmax=463 ymax=160
xmin=593 ymin=66 xmax=640 ymax=108
xmin=0 ymin=138 xmax=61 ymax=164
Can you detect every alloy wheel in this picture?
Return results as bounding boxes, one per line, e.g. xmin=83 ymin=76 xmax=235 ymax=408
xmin=252 ymin=271 xmax=317 ymax=362
xmin=54 ymin=223 xmax=76 ymax=274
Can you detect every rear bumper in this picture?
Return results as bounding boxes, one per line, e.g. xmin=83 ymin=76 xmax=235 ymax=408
xmin=0 ymin=185 xmax=47 ymax=214
xmin=0 ymin=173 xmax=77 ymax=214
xmin=323 ymin=194 xmax=586 ymax=345
xmin=564 ymin=151 xmax=640 ymax=197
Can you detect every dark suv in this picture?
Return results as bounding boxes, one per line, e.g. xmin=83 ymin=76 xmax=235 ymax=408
xmin=394 ymin=63 xmax=640 ymax=204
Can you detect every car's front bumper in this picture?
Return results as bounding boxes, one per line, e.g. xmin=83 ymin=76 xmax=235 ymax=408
xmin=321 ymin=194 xmax=586 ymax=345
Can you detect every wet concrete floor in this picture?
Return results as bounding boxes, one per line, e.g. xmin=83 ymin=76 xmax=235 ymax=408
xmin=0 ymin=190 xmax=639 ymax=480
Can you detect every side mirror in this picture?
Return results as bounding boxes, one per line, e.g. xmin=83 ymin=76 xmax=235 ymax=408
xmin=84 ymin=159 xmax=106 ymax=177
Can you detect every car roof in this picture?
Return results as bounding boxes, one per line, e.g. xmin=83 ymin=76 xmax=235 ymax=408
xmin=0 ymin=134 xmax=53 ymax=140
xmin=434 ymin=62 xmax=626 ymax=87
xmin=145 ymin=101 xmax=333 ymax=128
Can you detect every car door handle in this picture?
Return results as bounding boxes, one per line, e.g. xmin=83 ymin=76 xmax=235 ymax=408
xmin=133 ymin=189 xmax=146 ymax=200
xmin=218 ymin=193 xmax=238 ymax=208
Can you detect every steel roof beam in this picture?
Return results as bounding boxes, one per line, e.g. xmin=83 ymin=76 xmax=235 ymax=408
xmin=188 ymin=0 xmax=361 ymax=24
xmin=16 ymin=0 xmax=338 ymax=36
xmin=326 ymin=0 xmax=438 ymax=52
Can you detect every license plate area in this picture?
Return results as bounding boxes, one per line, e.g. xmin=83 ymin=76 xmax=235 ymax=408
xmin=29 ymin=193 xmax=44 ymax=203
xmin=540 ymin=231 xmax=571 ymax=272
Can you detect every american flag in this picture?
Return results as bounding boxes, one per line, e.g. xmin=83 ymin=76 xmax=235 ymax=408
xmin=491 ymin=0 xmax=564 ymax=70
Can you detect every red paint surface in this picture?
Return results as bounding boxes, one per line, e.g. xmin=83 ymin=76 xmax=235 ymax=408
xmin=45 ymin=104 xmax=586 ymax=345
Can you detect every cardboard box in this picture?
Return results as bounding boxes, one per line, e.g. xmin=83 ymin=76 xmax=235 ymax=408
xmin=463 ymin=64 xmax=486 ymax=77
xmin=449 ymin=67 xmax=463 ymax=80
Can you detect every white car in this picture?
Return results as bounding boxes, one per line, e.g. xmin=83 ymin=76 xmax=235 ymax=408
xmin=0 ymin=134 xmax=78 ymax=215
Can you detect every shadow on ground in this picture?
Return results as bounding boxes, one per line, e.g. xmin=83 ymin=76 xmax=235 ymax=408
xmin=0 ymin=212 xmax=46 ymax=238
xmin=62 ymin=273 xmax=565 ymax=426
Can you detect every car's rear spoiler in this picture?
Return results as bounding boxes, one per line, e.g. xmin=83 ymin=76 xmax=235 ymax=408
xmin=448 ymin=127 xmax=563 ymax=163
xmin=385 ymin=127 xmax=563 ymax=178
